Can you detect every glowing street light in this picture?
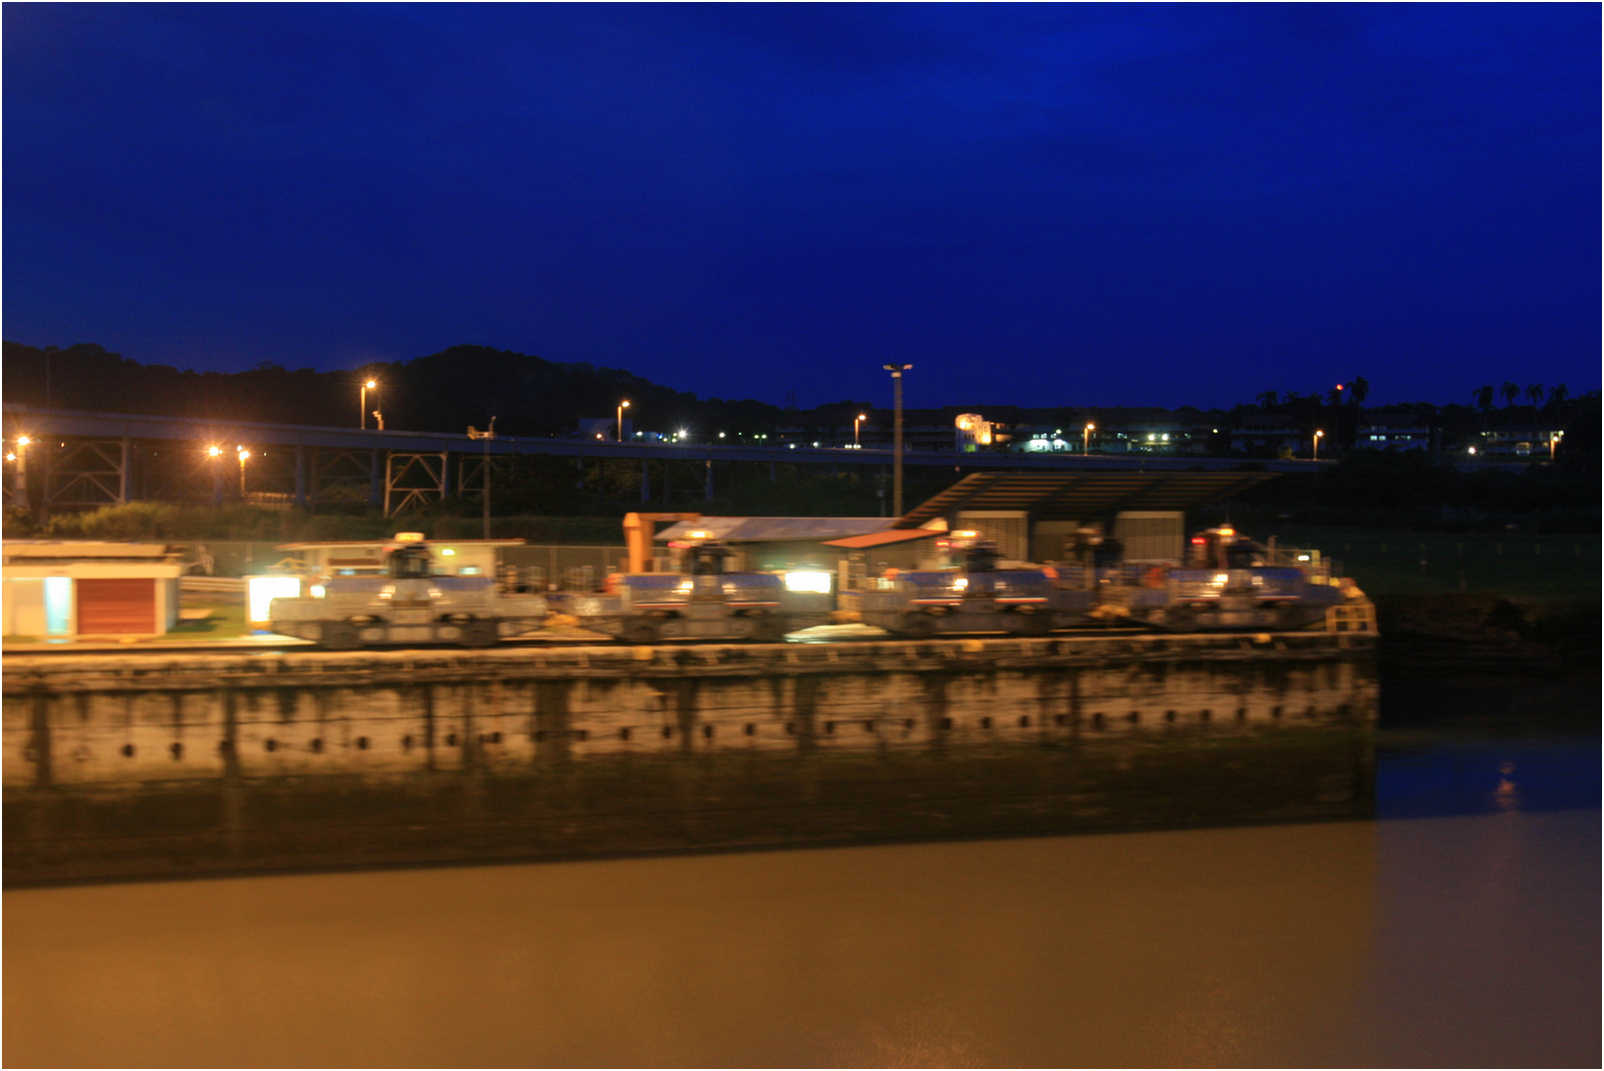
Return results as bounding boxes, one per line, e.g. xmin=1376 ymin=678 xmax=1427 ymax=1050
xmin=617 ymin=399 xmax=630 ymax=442
xmin=236 ymin=445 xmax=251 ymax=495
xmin=360 ymin=379 xmax=378 ymax=430
xmin=200 ymin=443 xmax=223 ymax=503
xmin=1549 ymin=430 xmax=1564 ymax=460
xmin=199 ymin=444 xmax=225 ymax=504
xmin=854 ymin=412 xmax=867 ymax=448
xmin=1083 ymin=422 xmax=1096 ymax=455
xmin=1313 ymin=428 xmax=1325 ymax=461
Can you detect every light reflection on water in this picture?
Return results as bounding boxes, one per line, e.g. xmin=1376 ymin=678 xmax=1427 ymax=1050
xmin=3 ymin=742 xmax=1598 ymax=1068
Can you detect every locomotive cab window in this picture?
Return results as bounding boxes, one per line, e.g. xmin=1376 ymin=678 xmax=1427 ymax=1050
xmin=390 ymin=547 xmax=433 ymax=579
xmin=965 ymin=543 xmax=1001 ymax=573
xmin=687 ymin=543 xmax=731 ymax=576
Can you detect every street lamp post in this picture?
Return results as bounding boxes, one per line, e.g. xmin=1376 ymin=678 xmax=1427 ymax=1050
xmin=468 ymin=418 xmax=496 ymax=539
xmin=236 ymin=446 xmax=251 ymax=496
xmin=12 ymin=435 xmax=31 ymax=513
xmin=854 ymin=412 xmax=867 ymax=448
xmin=1313 ymin=429 xmax=1325 ymax=461
xmin=882 ymin=364 xmax=912 ymax=516
xmin=205 ymin=444 xmax=223 ymax=505
xmin=360 ymin=379 xmax=378 ymax=430
xmin=1083 ymin=422 xmax=1096 ymax=455
xmin=1549 ymin=430 xmax=1564 ymax=460
xmin=617 ymin=400 xmax=630 ymax=442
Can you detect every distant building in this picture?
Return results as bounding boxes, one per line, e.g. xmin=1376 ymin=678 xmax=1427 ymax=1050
xmin=1107 ymin=425 xmax=1200 ymax=454
xmin=954 ymin=413 xmax=999 ymax=452
xmin=1357 ymin=425 xmax=1431 ymax=452
xmin=1229 ymin=416 xmax=1304 ymax=456
xmin=1469 ymin=427 xmax=1563 ymax=458
xmin=1011 ymin=425 xmax=1073 ymax=453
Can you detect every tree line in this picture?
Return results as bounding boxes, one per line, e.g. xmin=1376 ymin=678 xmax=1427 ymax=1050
xmin=2 ymin=341 xmax=1592 ymax=444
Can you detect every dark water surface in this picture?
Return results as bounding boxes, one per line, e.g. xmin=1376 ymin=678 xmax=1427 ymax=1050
xmin=5 ymin=734 xmax=1598 ymax=1068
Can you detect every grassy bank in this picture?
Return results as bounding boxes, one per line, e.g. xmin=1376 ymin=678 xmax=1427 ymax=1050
xmin=1251 ymin=523 xmax=1600 ymax=603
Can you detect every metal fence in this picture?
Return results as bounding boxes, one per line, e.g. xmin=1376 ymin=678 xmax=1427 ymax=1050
xmin=166 ymin=540 xmax=629 ymax=593
xmin=500 ymin=544 xmax=628 ymax=592
xmin=167 ymin=541 xmax=291 ymax=577
xmin=179 ymin=575 xmax=247 ymax=595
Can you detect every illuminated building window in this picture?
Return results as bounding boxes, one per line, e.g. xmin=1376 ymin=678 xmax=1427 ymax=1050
xmin=44 ymin=577 xmax=72 ymax=635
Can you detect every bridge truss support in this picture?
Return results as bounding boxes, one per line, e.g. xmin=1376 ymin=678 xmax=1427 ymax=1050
xmin=135 ymin=442 xmax=216 ymax=505
xmin=385 ymin=452 xmax=448 ymax=516
xmin=43 ymin=439 xmax=128 ymax=511
xmin=462 ymin=454 xmax=500 ymax=506
xmin=309 ymin=448 xmax=379 ymax=509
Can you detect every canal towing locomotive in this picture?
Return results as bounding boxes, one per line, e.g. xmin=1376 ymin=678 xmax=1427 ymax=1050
xmin=554 ymin=534 xmax=834 ymax=643
xmin=1111 ymin=525 xmax=1351 ymax=631
xmin=842 ymin=533 xmax=1097 ymax=638
xmin=268 ymin=532 xmax=549 ymax=648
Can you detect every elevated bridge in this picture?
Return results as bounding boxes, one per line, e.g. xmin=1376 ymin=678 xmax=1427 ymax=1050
xmin=1 ymin=404 xmax=1320 ymax=514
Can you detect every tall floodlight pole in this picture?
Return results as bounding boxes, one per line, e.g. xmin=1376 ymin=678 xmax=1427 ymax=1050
xmin=361 ymin=379 xmax=377 ymax=430
xmin=882 ymin=363 xmax=913 ymax=516
xmin=468 ymin=418 xmax=497 ymax=539
xmin=206 ymin=444 xmax=223 ymax=505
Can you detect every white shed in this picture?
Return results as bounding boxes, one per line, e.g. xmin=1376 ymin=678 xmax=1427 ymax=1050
xmin=2 ymin=541 xmax=185 ymax=638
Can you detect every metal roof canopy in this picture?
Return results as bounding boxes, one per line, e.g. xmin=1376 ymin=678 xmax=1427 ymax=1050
xmin=655 ymin=517 xmax=892 ymax=543
xmin=276 ymin=539 xmax=526 ymax=550
xmin=893 ymin=470 xmax=1280 ymax=528
xmin=823 ymin=528 xmax=945 ymax=549
xmin=2 ymin=540 xmax=179 ymax=561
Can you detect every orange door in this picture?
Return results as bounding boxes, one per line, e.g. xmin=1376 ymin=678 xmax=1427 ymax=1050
xmin=75 ymin=578 xmax=156 ymax=634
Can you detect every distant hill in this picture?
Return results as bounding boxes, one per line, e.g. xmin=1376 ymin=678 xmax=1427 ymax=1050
xmin=3 ymin=342 xmax=1594 ymax=467
xmin=0 ymin=340 xmax=1170 ymax=436
xmin=0 ymin=341 xmax=790 ymax=438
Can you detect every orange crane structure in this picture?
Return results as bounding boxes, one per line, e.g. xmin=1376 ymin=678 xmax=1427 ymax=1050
xmin=621 ymin=511 xmax=702 ymax=574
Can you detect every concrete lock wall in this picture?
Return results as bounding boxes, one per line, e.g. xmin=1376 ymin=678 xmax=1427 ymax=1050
xmin=3 ymin=634 xmax=1378 ymax=883
xmin=4 ymin=636 xmax=1377 ymax=785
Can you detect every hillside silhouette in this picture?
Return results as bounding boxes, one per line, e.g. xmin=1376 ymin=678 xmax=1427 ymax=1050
xmin=3 ymin=342 xmax=1594 ymax=470
xmin=1 ymin=341 xmax=796 ymax=439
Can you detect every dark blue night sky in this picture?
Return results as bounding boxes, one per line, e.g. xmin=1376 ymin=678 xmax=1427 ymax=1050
xmin=4 ymin=3 xmax=1598 ymax=409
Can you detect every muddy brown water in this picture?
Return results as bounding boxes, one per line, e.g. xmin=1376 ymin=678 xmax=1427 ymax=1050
xmin=5 ymin=781 xmax=1596 ymax=1067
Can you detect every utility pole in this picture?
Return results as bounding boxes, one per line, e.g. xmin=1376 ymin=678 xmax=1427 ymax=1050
xmin=468 ymin=417 xmax=496 ymax=539
xmin=882 ymin=363 xmax=913 ymax=516
xmin=10 ymin=436 xmax=31 ymax=515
